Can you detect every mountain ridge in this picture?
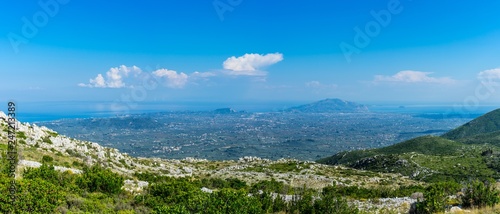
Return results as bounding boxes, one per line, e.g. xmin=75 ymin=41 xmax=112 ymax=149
xmin=285 ymin=98 xmax=369 ymax=113
xmin=442 ymin=108 xmax=500 ymax=140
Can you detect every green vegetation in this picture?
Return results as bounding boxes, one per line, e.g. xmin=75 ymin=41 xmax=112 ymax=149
xmin=2 ymin=164 xmax=365 ymax=213
xmin=41 ymin=155 xmax=53 ymax=163
xmin=139 ymin=177 xmax=360 ymax=214
xmin=462 ymin=179 xmax=500 ymax=209
xmin=318 ymin=136 xmax=463 ymax=165
xmin=47 ymin=131 xmax=59 ymax=137
xmin=41 ymin=136 xmax=53 ymax=144
xmin=442 ymin=108 xmax=500 ymax=140
xmin=322 ymin=183 xmax=425 ymax=199
xmin=315 ymin=108 xmax=500 ymax=212
xmin=77 ymin=165 xmax=125 ymax=195
xmin=317 ymin=136 xmax=500 ymax=182
xmin=16 ymin=131 xmax=27 ymax=140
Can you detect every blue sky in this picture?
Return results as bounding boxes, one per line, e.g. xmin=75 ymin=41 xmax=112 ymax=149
xmin=1 ymin=0 xmax=500 ymax=113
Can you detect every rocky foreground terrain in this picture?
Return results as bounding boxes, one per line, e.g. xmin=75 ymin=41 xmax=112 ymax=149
xmin=0 ymin=111 xmax=427 ymax=213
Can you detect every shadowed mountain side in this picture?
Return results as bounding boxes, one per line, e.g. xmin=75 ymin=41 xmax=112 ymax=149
xmin=317 ymin=136 xmax=463 ymax=166
xmin=442 ymin=108 xmax=500 ymax=140
xmin=317 ymin=134 xmax=499 ymax=182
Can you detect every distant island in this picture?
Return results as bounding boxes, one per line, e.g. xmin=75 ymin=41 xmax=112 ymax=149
xmin=285 ymin=98 xmax=369 ymax=113
xmin=213 ymin=108 xmax=238 ymax=114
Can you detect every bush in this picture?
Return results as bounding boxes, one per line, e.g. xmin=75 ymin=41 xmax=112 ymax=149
xmin=313 ymin=195 xmax=359 ymax=214
xmin=41 ymin=155 xmax=53 ymax=163
xmin=225 ymin=178 xmax=247 ymax=190
xmin=415 ymin=181 xmax=461 ymax=214
xmin=23 ymin=164 xmax=76 ymax=190
xmin=76 ymin=165 xmax=124 ymax=195
xmin=462 ymin=179 xmax=500 ymax=209
xmin=15 ymin=178 xmax=66 ymax=213
xmin=16 ymin=131 xmax=27 ymax=139
xmin=144 ymin=178 xmax=206 ymax=211
xmin=205 ymin=188 xmax=261 ymax=214
xmin=250 ymin=178 xmax=285 ymax=194
xmin=41 ymin=136 xmax=53 ymax=144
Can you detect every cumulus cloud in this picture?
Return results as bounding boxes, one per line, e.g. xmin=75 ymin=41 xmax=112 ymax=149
xmin=374 ymin=70 xmax=455 ymax=84
xmin=223 ymin=53 xmax=283 ymax=76
xmin=478 ymin=68 xmax=500 ymax=81
xmin=79 ymin=65 xmax=142 ymax=88
xmin=79 ymin=53 xmax=285 ymax=89
xmin=152 ymin=69 xmax=189 ymax=88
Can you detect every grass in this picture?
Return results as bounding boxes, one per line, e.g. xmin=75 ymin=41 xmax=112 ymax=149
xmin=460 ymin=204 xmax=500 ymax=214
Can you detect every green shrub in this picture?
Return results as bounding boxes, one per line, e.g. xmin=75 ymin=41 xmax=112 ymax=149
xmin=313 ymin=195 xmax=359 ymax=214
xmin=76 ymin=165 xmax=124 ymax=195
xmin=205 ymin=188 xmax=261 ymax=214
xmin=16 ymin=131 xmax=27 ymax=139
xmin=41 ymin=155 xmax=53 ymax=163
xmin=250 ymin=178 xmax=285 ymax=194
xmin=41 ymin=136 xmax=53 ymax=144
xmin=23 ymin=164 xmax=76 ymax=191
xmin=415 ymin=181 xmax=460 ymax=214
xmin=462 ymin=179 xmax=500 ymax=209
xmin=15 ymin=178 xmax=66 ymax=213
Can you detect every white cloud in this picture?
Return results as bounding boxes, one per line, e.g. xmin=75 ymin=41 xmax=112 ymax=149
xmin=79 ymin=54 xmax=285 ymax=89
xmin=191 ymin=71 xmax=217 ymax=78
xmin=222 ymin=53 xmax=283 ymax=76
xmin=478 ymin=68 xmax=500 ymax=81
xmin=79 ymin=65 xmax=142 ymax=88
xmin=153 ymin=69 xmax=189 ymax=88
xmin=374 ymin=70 xmax=455 ymax=84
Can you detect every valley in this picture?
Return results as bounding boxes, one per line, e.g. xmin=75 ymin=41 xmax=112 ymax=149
xmin=38 ymin=111 xmax=470 ymax=161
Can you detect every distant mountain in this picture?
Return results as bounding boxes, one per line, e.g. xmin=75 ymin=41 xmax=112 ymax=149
xmin=213 ymin=108 xmax=237 ymax=114
xmin=442 ymin=108 xmax=500 ymax=140
xmin=285 ymin=98 xmax=369 ymax=113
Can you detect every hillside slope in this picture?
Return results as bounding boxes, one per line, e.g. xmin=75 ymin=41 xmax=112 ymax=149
xmin=318 ymin=135 xmax=499 ymax=182
xmin=318 ymin=136 xmax=463 ymax=165
xmin=442 ymin=108 xmax=500 ymax=140
xmin=318 ymin=109 xmax=500 ymax=181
